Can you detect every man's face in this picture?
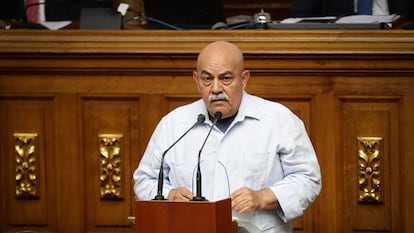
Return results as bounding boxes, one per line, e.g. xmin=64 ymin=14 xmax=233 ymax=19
xmin=193 ymin=51 xmax=249 ymax=119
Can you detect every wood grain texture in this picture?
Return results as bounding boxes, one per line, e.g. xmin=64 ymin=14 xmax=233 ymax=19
xmin=1 ymin=30 xmax=413 ymax=233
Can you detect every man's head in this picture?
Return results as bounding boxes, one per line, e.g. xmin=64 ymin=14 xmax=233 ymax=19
xmin=193 ymin=41 xmax=250 ymax=119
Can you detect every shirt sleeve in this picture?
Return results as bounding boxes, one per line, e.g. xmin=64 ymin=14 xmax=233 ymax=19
xmin=270 ymin=113 xmax=322 ymax=222
xmin=133 ymin=118 xmax=174 ymax=200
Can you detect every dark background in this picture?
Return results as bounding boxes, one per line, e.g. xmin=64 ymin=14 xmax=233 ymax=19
xmin=0 ymin=0 xmax=112 ymax=21
xmin=1 ymin=0 xmax=413 ymax=23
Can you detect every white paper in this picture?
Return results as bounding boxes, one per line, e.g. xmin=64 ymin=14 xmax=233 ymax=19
xmin=41 ymin=21 xmax=72 ymax=30
xmin=117 ymin=3 xmax=129 ymax=16
xmin=280 ymin=16 xmax=337 ymax=24
xmin=335 ymin=14 xmax=400 ymax=23
xmin=232 ymin=217 xmax=263 ymax=233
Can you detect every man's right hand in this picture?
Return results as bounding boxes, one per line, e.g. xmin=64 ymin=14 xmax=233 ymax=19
xmin=167 ymin=187 xmax=194 ymax=201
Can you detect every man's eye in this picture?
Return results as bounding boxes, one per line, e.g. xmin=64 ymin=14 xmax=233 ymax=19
xmin=222 ymin=76 xmax=233 ymax=84
xmin=202 ymin=77 xmax=213 ymax=82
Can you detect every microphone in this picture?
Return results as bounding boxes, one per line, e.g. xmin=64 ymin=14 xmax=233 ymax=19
xmin=153 ymin=114 xmax=206 ymax=200
xmin=192 ymin=111 xmax=222 ymax=201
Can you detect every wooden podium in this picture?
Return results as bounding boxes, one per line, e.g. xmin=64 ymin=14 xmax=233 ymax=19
xmin=135 ymin=198 xmax=237 ymax=233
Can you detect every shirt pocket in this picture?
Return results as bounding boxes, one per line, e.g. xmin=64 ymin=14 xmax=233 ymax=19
xmin=167 ymin=160 xmax=194 ymax=189
xmin=242 ymin=151 xmax=276 ymax=190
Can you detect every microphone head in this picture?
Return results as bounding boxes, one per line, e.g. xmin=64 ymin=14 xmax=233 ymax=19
xmin=197 ymin=114 xmax=206 ymax=123
xmin=214 ymin=111 xmax=222 ymax=120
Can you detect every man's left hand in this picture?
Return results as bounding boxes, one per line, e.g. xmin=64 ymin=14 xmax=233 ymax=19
xmin=230 ymin=187 xmax=279 ymax=213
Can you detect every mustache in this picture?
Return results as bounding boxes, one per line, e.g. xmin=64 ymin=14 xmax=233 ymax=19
xmin=208 ymin=93 xmax=229 ymax=102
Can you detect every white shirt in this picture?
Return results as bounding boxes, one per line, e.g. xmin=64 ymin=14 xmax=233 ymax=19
xmin=354 ymin=0 xmax=390 ymax=15
xmin=373 ymin=0 xmax=389 ymax=15
xmin=133 ymin=91 xmax=322 ymax=233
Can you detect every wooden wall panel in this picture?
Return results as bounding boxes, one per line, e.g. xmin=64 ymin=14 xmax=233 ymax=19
xmin=166 ymin=96 xmax=199 ymax=113
xmin=82 ymin=98 xmax=140 ymax=232
xmin=0 ymin=97 xmax=56 ymax=232
xmin=340 ymin=98 xmax=401 ymax=232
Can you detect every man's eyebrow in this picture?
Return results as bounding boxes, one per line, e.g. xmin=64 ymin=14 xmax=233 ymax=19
xmin=200 ymin=70 xmax=233 ymax=77
xmin=200 ymin=70 xmax=212 ymax=76
xmin=219 ymin=71 xmax=233 ymax=77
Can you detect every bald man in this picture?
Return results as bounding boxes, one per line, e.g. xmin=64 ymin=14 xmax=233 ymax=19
xmin=133 ymin=41 xmax=321 ymax=233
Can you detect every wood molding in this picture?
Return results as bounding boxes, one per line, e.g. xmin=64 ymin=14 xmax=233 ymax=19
xmin=1 ymin=30 xmax=414 ymax=54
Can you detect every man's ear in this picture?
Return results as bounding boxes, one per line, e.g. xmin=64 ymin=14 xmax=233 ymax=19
xmin=241 ymin=70 xmax=250 ymax=88
xmin=193 ymin=71 xmax=201 ymax=93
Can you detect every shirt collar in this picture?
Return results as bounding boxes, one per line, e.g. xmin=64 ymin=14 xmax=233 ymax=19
xmin=234 ymin=91 xmax=261 ymax=122
xmin=196 ymin=91 xmax=261 ymax=125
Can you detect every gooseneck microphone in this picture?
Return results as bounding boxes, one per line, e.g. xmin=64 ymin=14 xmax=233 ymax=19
xmin=153 ymin=114 xmax=206 ymax=200
xmin=192 ymin=111 xmax=222 ymax=201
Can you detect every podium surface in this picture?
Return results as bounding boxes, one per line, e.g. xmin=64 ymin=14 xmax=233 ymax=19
xmin=135 ymin=198 xmax=235 ymax=233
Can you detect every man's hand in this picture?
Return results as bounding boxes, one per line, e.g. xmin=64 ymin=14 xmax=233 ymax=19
xmin=167 ymin=187 xmax=194 ymax=201
xmin=230 ymin=187 xmax=279 ymax=213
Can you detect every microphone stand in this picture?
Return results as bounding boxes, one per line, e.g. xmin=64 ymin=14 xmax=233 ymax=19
xmin=192 ymin=111 xmax=222 ymax=201
xmin=153 ymin=150 xmax=169 ymax=200
xmin=153 ymin=114 xmax=205 ymax=200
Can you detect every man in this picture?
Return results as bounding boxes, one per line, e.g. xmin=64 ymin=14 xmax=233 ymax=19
xmin=133 ymin=41 xmax=322 ymax=233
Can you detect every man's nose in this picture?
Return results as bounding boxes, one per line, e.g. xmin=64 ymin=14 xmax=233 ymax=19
xmin=211 ymin=78 xmax=223 ymax=93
